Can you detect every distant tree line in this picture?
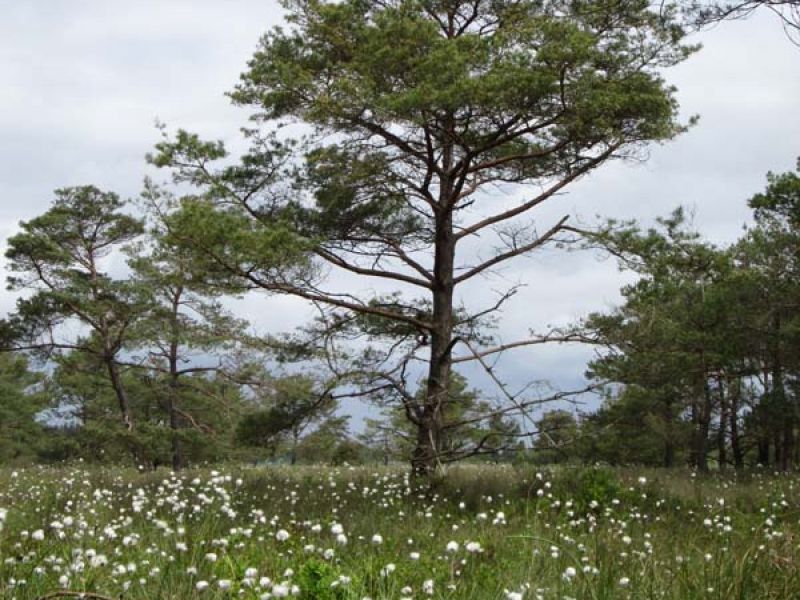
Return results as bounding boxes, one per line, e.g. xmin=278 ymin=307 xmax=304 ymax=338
xmin=532 ymin=160 xmax=800 ymax=471
xmin=2 ymin=159 xmax=798 ymax=472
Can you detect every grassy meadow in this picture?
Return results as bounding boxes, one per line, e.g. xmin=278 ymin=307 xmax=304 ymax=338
xmin=0 ymin=464 xmax=797 ymax=599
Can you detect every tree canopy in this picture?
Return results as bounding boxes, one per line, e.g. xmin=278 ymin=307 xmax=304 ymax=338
xmin=150 ymin=0 xmax=696 ymax=473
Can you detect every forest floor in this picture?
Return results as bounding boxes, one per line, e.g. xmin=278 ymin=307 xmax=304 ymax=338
xmin=0 ymin=464 xmax=797 ymax=599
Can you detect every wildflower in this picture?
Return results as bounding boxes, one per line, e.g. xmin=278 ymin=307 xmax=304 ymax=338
xmin=276 ymin=529 xmax=290 ymax=542
xmin=371 ymin=534 xmax=383 ymax=545
xmin=423 ymin=579 xmax=434 ymax=595
xmin=90 ymin=554 xmax=108 ymax=568
xmin=466 ymin=541 xmax=483 ymax=553
xmin=446 ymin=541 xmax=460 ymax=553
xmin=196 ymin=580 xmax=209 ymax=591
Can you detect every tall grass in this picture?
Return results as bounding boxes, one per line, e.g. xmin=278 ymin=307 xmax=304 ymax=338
xmin=0 ymin=464 xmax=797 ymax=599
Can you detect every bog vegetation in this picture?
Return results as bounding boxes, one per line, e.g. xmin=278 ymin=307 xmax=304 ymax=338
xmin=1 ymin=465 xmax=799 ymax=599
xmin=1 ymin=1 xmax=800 ymax=597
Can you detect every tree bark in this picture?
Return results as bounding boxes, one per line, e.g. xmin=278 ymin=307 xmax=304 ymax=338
xmin=168 ymin=294 xmax=184 ymax=471
xmin=757 ymin=436 xmax=770 ymax=467
xmin=692 ymin=342 xmax=714 ymax=472
xmin=663 ymin=397 xmax=675 ymax=468
xmin=168 ymin=394 xmax=183 ymax=471
xmin=689 ymin=398 xmax=700 ymax=469
xmin=105 ymin=358 xmax=133 ymax=430
xmin=729 ymin=377 xmax=744 ymax=470
xmin=412 ymin=171 xmax=456 ymax=476
xmin=693 ymin=375 xmax=712 ymax=473
xmin=717 ymin=376 xmax=728 ymax=471
xmin=769 ymin=313 xmax=792 ymax=471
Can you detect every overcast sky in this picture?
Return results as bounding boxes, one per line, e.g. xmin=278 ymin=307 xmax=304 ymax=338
xmin=1 ymin=2 xmax=799 ymax=418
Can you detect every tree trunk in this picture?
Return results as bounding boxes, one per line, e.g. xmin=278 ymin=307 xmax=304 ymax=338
xmin=781 ymin=417 xmax=794 ymax=471
xmin=757 ymin=437 xmax=770 ymax=467
xmin=412 ymin=174 xmax=456 ymax=476
xmin=291 ymin=429 xmax=299 ymax=465
xmin=717 ymin=376 xmax=728 ymax=471
xmin=663 ymin=438 xmax=675 ymax=469
xmin=105 ymin=356 xmax=147 ymax=466
xmin=689 ymin=398 xmax=700 ymax=469
xmin=168 ymin=288 xmax=184 ymax=471
xmin=694 ymin=376 xmax=713 ymax=473
xmin=168 ymin=342 xmax=184 ymax=471
xmin=106 ymin=357 xmax=133 ymax=430
xmin=663 ymin=397 xmax=675 ymax=468
xmin=729 ymin=377 xmax=744 ymax=470
xmin=168 ymin=395 xmax=183 ymax=471
xmin=690 ymin=398 xmax=711 ymax=472
xmin=697 ymin=418 xmax=710 ymax=473
xmin=770 ymin=313 xmax=792 ymax=471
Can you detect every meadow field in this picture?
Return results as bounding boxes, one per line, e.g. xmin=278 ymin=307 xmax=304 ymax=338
xmin=0 ymin=464 xmax=797 ymax=600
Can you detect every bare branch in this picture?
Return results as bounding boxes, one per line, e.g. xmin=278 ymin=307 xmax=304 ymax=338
xmin=455 ymin=144 xmax=622 ymax=241
xmin=453 ymin=215 xmax=570 ymax=284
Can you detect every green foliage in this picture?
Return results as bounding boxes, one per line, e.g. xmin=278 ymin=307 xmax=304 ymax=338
xmin=0 ymin=353 xmax=45 ymax=463
xmin=748 ymin=158 xmax=800 ymax=227
xmin=236 ymin=410 xmax=292 ymax=454
xmin=569 ymin=466 xmax=622 ymax=512
xmin=363 ymin=372 xmax=520 ymax=463
xmin=4 ymin=186 xmax=148 ymax=436
xmin=236 ymin=373 xmax=342 ymax=464
xmin=532 ymin=409 xmax=579 ymax=464
xmin=295 ymin=558 xmax=351 ymax=600
xmin=295 ymin=416 xmax=357 ymax=464
xmin=148 ymin=0 xmax=697 ymax=471
xmin=574 ymin=160 xmax=800 ymax=471
xmin=5 ymin=186 xmax=144 ymax=317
